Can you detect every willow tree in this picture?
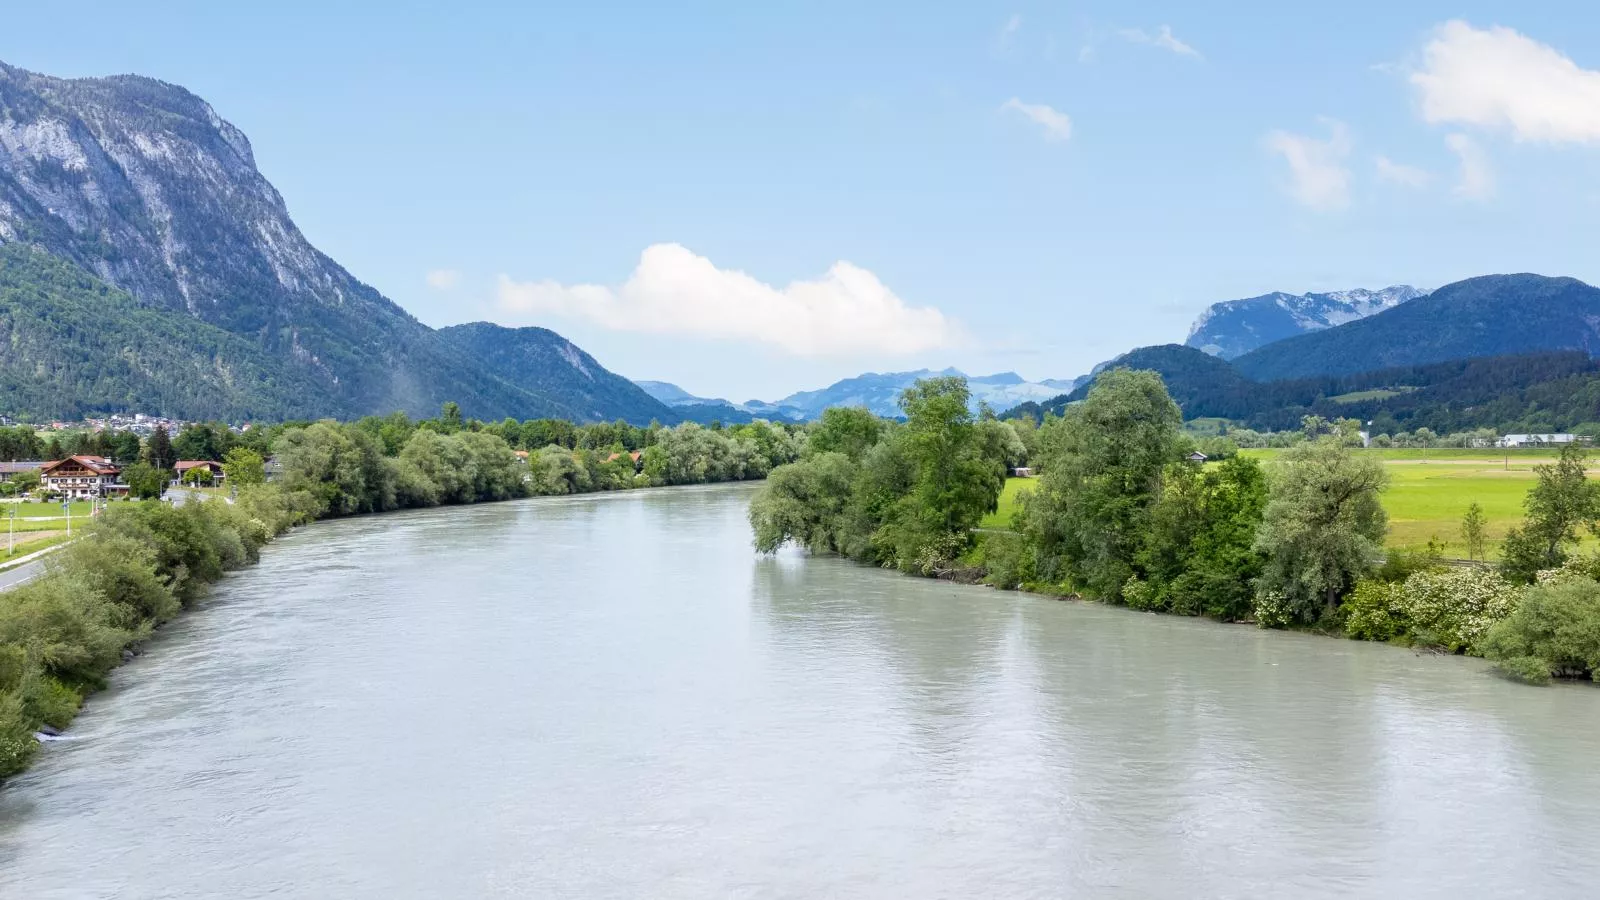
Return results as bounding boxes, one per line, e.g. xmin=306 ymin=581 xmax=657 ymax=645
xmin=1254 ymin=439 xmax=1388 ymax=623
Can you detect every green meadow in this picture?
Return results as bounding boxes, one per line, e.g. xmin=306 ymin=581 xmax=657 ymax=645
xmin=988 ymin=448 xmax=1578 ymax=558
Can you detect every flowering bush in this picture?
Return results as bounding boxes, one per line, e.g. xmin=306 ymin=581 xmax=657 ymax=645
xmin=1251 ymin=590 xmax=1296 ymax=629
xmin=1343 ymin=567 xmax=1524 ymax=653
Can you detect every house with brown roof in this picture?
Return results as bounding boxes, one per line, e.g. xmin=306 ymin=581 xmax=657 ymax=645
xmin=41 ymin=456 xmax=123 ymax=499
xmin=174 ymin=460 xmax=225 ymax=484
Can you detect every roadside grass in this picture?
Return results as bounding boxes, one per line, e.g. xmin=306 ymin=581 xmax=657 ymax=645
xmin=0 ymin=532 xmax=68 ymax=564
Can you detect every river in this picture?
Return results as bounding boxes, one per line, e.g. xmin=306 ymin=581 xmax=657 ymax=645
xmin=1 ymin=483 xmax=1597 ymax=897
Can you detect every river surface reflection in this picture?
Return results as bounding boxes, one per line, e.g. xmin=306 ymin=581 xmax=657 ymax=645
xmin=1 ymin=483 xmax=1596 ymax=897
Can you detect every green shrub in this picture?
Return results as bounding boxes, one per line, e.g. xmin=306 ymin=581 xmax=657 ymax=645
xmin=1481 ymin=577 xmax=1600 ymax=682
xmin=976 ymin=531 xmax=1034 ymax=590
xmin=1343 ymin=580 xmax=1409 ymax=642
xmin=0 ymin=690 xmax=37 ymax=778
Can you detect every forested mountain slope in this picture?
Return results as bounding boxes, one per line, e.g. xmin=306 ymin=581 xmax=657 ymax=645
xmin=1232 ymin=275 xmax=1600 ymax=382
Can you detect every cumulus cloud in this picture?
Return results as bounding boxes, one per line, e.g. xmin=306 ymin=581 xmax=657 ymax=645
xmin=1445 ymin=133 xmax=1495 ymax=199
xmin=1117 ymin=25 xmax=1201 ymax=59
xmin=1001 ymin=98 xmax=1073 ymax=142
xmin=495 ymin=243 xmax=958 ymax=357
xmin=1374 ymin=155 xmax=1433 ymax=188
xmin=1412 ymin=20 xmax=1600 ymax=144
xmin=1265 ymin=119 xmax=1352 ymax=211
xmin=425 ymin=268 xmax=462 ymax=290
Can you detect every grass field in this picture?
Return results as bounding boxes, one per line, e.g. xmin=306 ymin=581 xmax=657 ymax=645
xmin=988 ymin=448 xmax=1575 ymax=558
xmin=981 ymin=477 xmax=1034 ymax=529
xmin=0 ymin=500 xmax=108 ymax=533
xmin=0 ymin=532 xmax=68 ymax=563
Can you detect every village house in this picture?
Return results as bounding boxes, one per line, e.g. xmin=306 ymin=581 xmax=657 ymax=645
xmin=605 ymin=450 xmax=645 ymax=472
xmin=0 ymin=461 xmax=45 ymax=483
xmin=41 ymin=456 xmax=124 ymax=499
xmin=174 ymin=460 xmax=226 ymax=485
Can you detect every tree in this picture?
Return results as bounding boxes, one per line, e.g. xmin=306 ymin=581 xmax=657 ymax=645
xmin=1023 ymin=368 xmax=1184 ymax=599
xmin=1254 ymin=439 xmax=1389 ymax=623
xmin=172 ymin=424 xmax=226 ymax=463
xmin=807 ymin=407 xmax=884 ymax=461
xmin=222 ymin=448 xmax=266 ymax=487
xmin=1134 ymin=455 xmax=1270 ymax=620
xmin=1500 ymin=443 xmax=1600 ymax=583
xmin=440 ymin=402 xmax=463 ymax=434
xmin=144 ymin=426 xmax=175 ymax=471
xmin=182 ymin=466 xmax=212 ymax=488
xmin=121 ymin=461 xmax=167 ymax=500
xmin=11 ymin=470 xmax=40 ymax=497
xmin=109 ymin=431 xmax=142 ymax=463
xmin=1461 ymin=502 xmax=1488 ymax=561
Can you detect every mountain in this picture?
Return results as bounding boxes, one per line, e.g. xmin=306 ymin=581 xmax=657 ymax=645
xmin=1006 ymin=340 xmax=1600 ymax=436
xmin=434 ymin=324 xmax=674 ymax=424
xmin=635 ymin=380 xmax=728 ymax=408
xmin=0 ymin=61 xmax=646 ymax=423
xmin=1061 ymin=345 xmax=1251 ymax=411
xmin=0 ymin=242 xmax=339 ymax=420
xmin=768 ymin=368 xmax=1078 ymax=419
xmin=1185 ymin=285 xmax=1426 ymax=359
xmin=1232 ymin=275 xmax=1600 ymax=382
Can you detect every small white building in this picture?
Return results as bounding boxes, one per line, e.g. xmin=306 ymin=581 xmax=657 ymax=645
xmin=1498 ymin=433 xmax=1580 ymax=448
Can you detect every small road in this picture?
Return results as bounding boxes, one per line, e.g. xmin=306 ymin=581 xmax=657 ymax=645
xmin=0 ymin=559 xmax=44 ymax=591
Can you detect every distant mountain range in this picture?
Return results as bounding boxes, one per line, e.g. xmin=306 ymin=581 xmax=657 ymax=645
xmin=638 ymin=370 xmax=1085 ymax=421
xmin=1231 ymin=274 xmax=1600 ymax=382
xmin=1010 ymin=273 xmax=1600 ymax=435
xmin=0 ymin=61 xmax=677 ymax=424
xmin=1185 ymin=285 xmax=1426 ymax=359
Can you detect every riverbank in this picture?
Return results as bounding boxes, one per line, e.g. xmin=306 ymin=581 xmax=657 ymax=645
xmin=7 ymin=482 xmax=1598 ymax=898
xmin=0 ymin=471 xmax=782 ymax=782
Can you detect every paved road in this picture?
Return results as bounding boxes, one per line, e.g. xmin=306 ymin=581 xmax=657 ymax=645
xmin=0 ymin=558 xmax=45 ymax=591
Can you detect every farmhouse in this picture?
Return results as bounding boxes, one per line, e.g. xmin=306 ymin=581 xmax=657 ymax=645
xmin=1187 ymin=451 xmax=1209 ymax=463
xmin=41 ymin=456 xmax=122 ymax=499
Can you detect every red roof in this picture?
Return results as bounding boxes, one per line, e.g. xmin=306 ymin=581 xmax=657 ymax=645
xmin=42 ymin=456 xmax=120 ymax=476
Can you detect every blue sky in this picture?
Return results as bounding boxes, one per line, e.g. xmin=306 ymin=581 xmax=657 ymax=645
xmin=7 ymin=2 xmax=1600 ymax=400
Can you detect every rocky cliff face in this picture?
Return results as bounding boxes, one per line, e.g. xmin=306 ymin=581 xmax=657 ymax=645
xmin=0 ymin=62 xmax=594 ymax=420
xmin=1185 ymin=285 xmax=1427 ymax=360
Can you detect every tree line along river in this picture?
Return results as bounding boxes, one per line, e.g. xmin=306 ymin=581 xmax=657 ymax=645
xmin=1 ymin=483 xmax=1597 ymax=898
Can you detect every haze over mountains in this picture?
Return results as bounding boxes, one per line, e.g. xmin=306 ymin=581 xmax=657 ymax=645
xmin=638 ymin=370 xmax=1084 ymax=421
xmin=1 ymin=59 xmax=1599 ymax=431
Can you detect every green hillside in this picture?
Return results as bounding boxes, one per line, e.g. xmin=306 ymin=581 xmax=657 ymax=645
xmin=0 ymin=243 xmax=344 ymax=421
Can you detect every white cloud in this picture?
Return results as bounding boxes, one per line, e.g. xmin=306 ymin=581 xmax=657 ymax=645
xmin=1412 ymin=20 xmax=1600 ymax=144
xmin=991 ymin=13 xmax=1021 ymax=54
xmin=1265 ymin=119 xmax=1353 ymax=211
xmin=1117 ymin=25 xmax=1201 ymax=59
xmin=1445 ymin=133 xmax=1495 ymax=199
xmin=1001 ymin=97 xmax=1072 ymax=142
xmin=1374 ymin=155 xmax=1433 ymax=188
xmin=495 ymin=243 xmax=958 ymax=357
xmin=425 ymin=268 xmax=461 ymax=290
